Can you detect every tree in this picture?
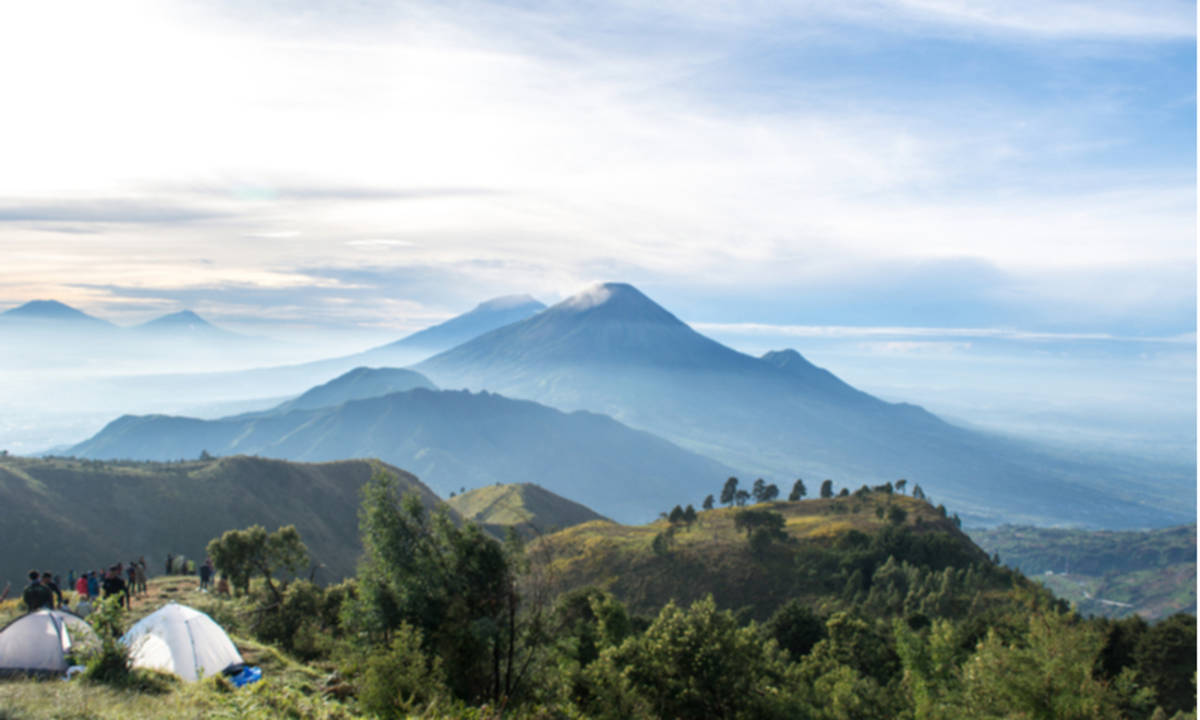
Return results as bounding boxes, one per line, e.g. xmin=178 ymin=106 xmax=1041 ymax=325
xmin=887 ymin=506 xmax=907 ymax=525
xmin=752 ymin=478 xmax=768 ymax=503
xmin=895 ymin=479 xmax=908 ymax=494
xmin=820 ymin=479 xmax=834 ymax=499
xmin=734 ymin=509 xmax=787 ymax=538
xmin=764 ymin=599 xmax=825 ymax=660
xmin=683 ymin=505 xmax=698 ymax=527
xmin=763 ymin=483 xmax=780 ymax=502
xmin=720 ymin=477 xmax=739 ymax=506
xmin=702 ymin=494 xmax=715 ymax=511
xmin=789 ymin=478 xmax=807 ymax=502
xmin=912 ymin=484 xmax=926 ymax=501
xmin=354 ymin=469 xmax=523 ymax=703
xmin=734 ymin=489 xmax=750 ymax=507
xmin=668 ymin=505 xmax=685 ymax=525
xmin=207 ymin=524 xmax=310 ymax=602
xmin=583 ymin=596 xmax=801 ymax=719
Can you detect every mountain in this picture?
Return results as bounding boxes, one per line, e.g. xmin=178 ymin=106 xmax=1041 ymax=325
xmin=78 ymin=294 xmax=549 ymax=410
xmin=446 ymin=483 xmax=608 ymax=539
xmin=134 ymin=310 xmax=240 ymax=339
xmin=66 ymin=386 xmax=735 ymax=522
xmin=0 ymin=299 xmax=114 ymax=328
xmin=359 ymin=294 xmax=546 ymax=366
xmin=0 ymin=454 xmax=447 ymax=590
xmin=267 ymin=367 xmax=436 ymax=414
xmin=415 ymin=283 xmax=1194 ymax=529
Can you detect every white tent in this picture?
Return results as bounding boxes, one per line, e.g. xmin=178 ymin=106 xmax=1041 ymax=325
xmin=121 ymin=602 xmax=243 ymax=681
xmin=0 ymin=609 xmax=98 ymax=676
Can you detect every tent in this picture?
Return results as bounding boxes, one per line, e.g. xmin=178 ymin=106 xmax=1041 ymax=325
xmin=121 ymin=602 xmax=243 ymax=681
xmin=0 ymin=609 xmax=98 ymax=676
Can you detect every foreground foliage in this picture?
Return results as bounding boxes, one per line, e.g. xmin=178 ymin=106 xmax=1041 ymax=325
xmin=1 ymin=473 xmax=1194 ymax=720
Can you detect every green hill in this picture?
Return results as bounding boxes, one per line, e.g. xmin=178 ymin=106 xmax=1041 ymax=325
xmin=532 ymin=490 xmax=1001 ymax=621
xmin=446 ymin=482 xmax=607 ymax=539
xmin=970 ymin=524 xmax=1197 ymax=620
xmin=0 ymin=454 xmax=447 ymax=590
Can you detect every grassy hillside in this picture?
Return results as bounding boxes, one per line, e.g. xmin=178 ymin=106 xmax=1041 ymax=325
xmin=532 ymin=491 xmax=998 ymax=621
xmin=446 ymin=482 xmax=607 ymax=539
xmin=0 ymin=455 xmax=446 ymax=591
xmin=970 ymin=524 xmax=1197 ymax=620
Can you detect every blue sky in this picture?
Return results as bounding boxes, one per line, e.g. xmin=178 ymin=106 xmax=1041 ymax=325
xmin=0 ymin=0 xmax=1194 ymax=338
xmin=0 ymin=0 xmax=1194 ymax=459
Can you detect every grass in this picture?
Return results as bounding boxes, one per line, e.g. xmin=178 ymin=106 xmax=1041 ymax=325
xmin=530 ymin=492 xmax=972 ymax=619
xmin=0 ymin=576 xmax=364 ymax=720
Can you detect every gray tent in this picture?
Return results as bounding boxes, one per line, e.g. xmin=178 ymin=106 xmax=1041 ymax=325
xmin=0 ymin=609 xmax=98 ymax=676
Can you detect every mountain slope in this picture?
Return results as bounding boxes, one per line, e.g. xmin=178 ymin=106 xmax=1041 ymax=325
xmin=67 ymin=388 xmax=735 ymax=523
xmin=135 ymin=310 xmax=241 ymax=339
xmin=447 ymin=482 xmax=607 ymax=539
xmin=360 ymin=294 xmax=545 ymax=366
xmin=0 ymin=299 xmax=114 ymax=328
xmin=415 ymin=283 xmax=1193 ymax=529
xmin=970 ymin=524 xmax=1197 ymax=620
xmin=533 ymin=492 xmax=994 ymax=620
xmin=0 ymin=455 xmax=446 ymax=590
xmin=268 ymin=367 xmax=436 ymax=414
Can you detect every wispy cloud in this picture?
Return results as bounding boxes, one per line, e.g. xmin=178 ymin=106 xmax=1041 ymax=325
xmin=694 ymin=322 xmax=1197 ymax=344
xmin=0 ymin=200 xmax=225 ymax=224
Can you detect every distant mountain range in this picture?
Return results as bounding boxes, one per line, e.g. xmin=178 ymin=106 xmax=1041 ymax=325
xmin=67 ymin=368 xmax=733 ymax=522
xmin=31 ymin=283 xmax=1196 ymax=530
xmin=415 ymin=283 xmax=1193 ymax=529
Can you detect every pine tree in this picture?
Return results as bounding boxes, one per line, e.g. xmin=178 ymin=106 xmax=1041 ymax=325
xmin=820 ymin=479 xmax=834 ymax=499
xmin=788 ymin=478 xmax=807 ymax=501
xmin=702 ymin=494 xmax=715 ymax=511
xmin=751 ymin=478 xmax=767 ymax=503
xmin=720 ymin=477 xmax=739 ymax=506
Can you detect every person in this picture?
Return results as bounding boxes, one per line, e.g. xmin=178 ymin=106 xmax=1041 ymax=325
xmin=215 ymin=575 xmax=230 ymax=598
xmin=41 ymin=572 xmax=63 ymax=609
xmin=67 ymin=569 xmax=75 ymax=589
xmin=87 ymin=570 xmax=100 ymax=599
xmin=102 ymin=565 xmax=128 ymax=609
xmin=0 ymin=581 xmax=9 ymax=602
xmin=126 ymin=563 xmax=137 ymax=597
xmin=75 ymin=573 xmax=89 ymax=598
xmin=199 ymin=558 xmax=213 ymax=591
xmin=74 ymin=594 xmax=93 ymax=618
xmin=22 ymin=570 xmax=53 ymax=611
xmin=135 ymin=557 xmax=147 ymax=594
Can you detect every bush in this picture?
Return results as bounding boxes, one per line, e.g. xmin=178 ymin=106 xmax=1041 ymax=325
xmin=356 ymin=624 xmax=446 ymax=719
xmin=83 ymin=595 xmax=131 ymax=686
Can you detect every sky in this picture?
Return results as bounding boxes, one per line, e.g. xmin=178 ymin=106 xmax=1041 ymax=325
xmin=0 ymin=1 xmax=1195 ymax=456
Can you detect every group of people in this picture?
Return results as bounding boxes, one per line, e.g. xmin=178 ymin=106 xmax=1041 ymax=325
xmin=19 ymin=558 xmax=151 ymax=617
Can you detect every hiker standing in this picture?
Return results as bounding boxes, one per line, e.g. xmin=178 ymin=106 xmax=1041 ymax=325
xmin=87 ymin=571 xmax=100 ymax=599
xmin=136 ymin=557 xmax=148 ymax=594
xmin=199 ymin=558 xmax=213 ymax=591
xmin=41 ymin=572 xmax=63 ymax=609
xmin=22 ymin=571 xmax=54 ymax=611
xmin=75 ymin=573 xmax=88 ymax=598
xmin=102 ymin=565 xmax=129 ymax=609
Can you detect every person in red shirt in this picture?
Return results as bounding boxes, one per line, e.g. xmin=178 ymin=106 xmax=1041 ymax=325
xmin=75 ymin=574 xmax=89 ymax=598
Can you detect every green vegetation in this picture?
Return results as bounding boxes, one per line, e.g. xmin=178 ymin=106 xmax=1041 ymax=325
xmin=0 ymin=454 xmax=446 ymax=589
xmin=971 ymin=524 xmax=1197 ymax=620
xmin=446 ymin=482 xmax=607 ymax=539
xmin=0 ymin=475 xmax=1193 ymax=719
